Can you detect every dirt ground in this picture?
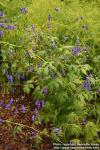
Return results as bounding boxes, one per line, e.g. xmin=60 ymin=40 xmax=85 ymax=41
xmin=0 ymin=93 xmax=53 ymax=150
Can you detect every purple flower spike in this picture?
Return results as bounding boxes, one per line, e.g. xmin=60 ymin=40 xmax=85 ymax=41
xmin=32 ymin=24 xmax=35 ymax=30
xmin=87 ymin=84 xmax=92 ymax=91
xmin=5 ymin=103 xmax=11 ymax=110
xmin=22 ymin=73 xmax=25 ymax=81
xmin=29 ymin=131 xmax=36 ymax=139
xmin=8 ymin=74 xmax=13 ymax=83
xmin=29 ymin=65 xmax=33 ymax=73
xmin=32 ymin=47 xmax=36 ymax=51
xmin=0 ymin=11 xmax=4 ymax=17
xmin=35 ymin=108 xmax=38 ymax=115
xmin=51 ymin=72 xmax=55 ymax=79
xmin=62 ymin=70 xmax=65 ymax=77
xmin=38 ymin=62 xmax=42 ymax=68
xmin=54 ymin=128 xmax=61 ymax=136
xmin=0 ymin=101 xmax=3 ymax=107
xmin=47 ymin=23 xmax=51 ymax=29
xmin=3 ymin=19 xmax=7 ymax=23
xmin=82 ymin=82 xmax=91 ymax=91
xmin=48 ymin=14 xmax=51 ymax=21
xmin=9 ymin=98 xmax=14 ymax=105
xmin=37 ymin=102 xmax=40 ymax=110
xmin=41 ymin=99 xmax=45 ymax=107
xmin=43 ymin=87 xmax=48 ymax=96
xmin=9 ymin=75 xmax=13 ymax=82
xmin=72 ymin=47 xmax=78 ymax=55
xmin=82 ymin=25 xmax=85 ymax=29
xmin=20 ymin=7 xmax=28 ymax=14
xmin=20 ymin=7 xmax=24 ymax=13
xmin=0 ymin=118 xmax=4 ymax=125
xmin=82 ymin=82 xmax=87 ymax=89
xmin=32 ymin=115 xmax=35 ymax=122
xmin=0 ymin=31 xmax=3 ymax=38
xmin=31 ymin=131 xmax=36 ymax=136
xmin=35 ymin=100 xmax=41 ymax=109
xmin=35 ymin=100 xmax=39 ymax=106
xmin=86 ymin=24 xmax=88 ymax=30
xmin=0 ymin=23 xmax=5 ymax=28
xmin=21 ymin=105 xmax=26 ymax=113
xmin=8 ymin=25 xmax=15 ymax=30
xmin=14 ymin=107 xmax=18 ymax=114
xmin=72 ymin=47 xmax=81 ymax=56
xmin=23 ymin=7 xmax=28 ymax=13
xmin=51 ymin=41 xmax=56 ymax=49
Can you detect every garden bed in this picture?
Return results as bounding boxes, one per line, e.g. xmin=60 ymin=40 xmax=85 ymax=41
xmin=0 ymin=93 xmax=53 ymax=150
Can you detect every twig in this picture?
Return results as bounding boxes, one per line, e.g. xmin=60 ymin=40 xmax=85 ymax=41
xmin=4 ymin=120 xmax=63 ymax=143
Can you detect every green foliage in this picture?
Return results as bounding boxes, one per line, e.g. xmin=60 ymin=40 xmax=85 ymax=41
xmin=67 ymin=124 xmax=82 ymax=137
xmin=84 ymin=122 xmax=98 ymax=141
xmin=0 ymin=0 xmax=100 ymax=144
xmin=34 ymin=134 xmax=43 ymax=145
xmin=13 ymin=126 xmax=22 ymax=137
xmin=23 ymin=80 xmax=34 ymax=93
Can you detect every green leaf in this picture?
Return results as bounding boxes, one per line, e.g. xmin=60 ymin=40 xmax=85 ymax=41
xmin=42 ymin=128 xmax=48 ymax=136
xmin=51 ymin=130 xmax=58 ymax=141
xmin=34 ymin=134 xmax=42 ymax=145
xmin=67 ymin=124 xmax=81 ymax=137
xmin=84 ymin=122 xmax=98 ymax=141
xmin=13 ymin=126 xmax=22 ymax=136
xmin=23 ymin=80 xmax=34 ymax=93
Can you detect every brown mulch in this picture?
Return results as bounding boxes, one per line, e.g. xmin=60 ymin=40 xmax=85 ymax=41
xmin=0 ymin=93 xmax=53 ymax=150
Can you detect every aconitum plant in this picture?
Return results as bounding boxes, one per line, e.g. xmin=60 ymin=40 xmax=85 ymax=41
xmin=0 ymin=0 xmax=100 ymax=148
xmin=7 ymin=25 xmax=14 ymax=30
xmin=0 ymin=11 xmax=4 ymax=17
xmin=0 ymin=30 xmax=3 ymax=38
xmin=21 ymin=105 xmax=26 ymax=113
xmin=5 ymin=103 xmax=11 ymax=110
